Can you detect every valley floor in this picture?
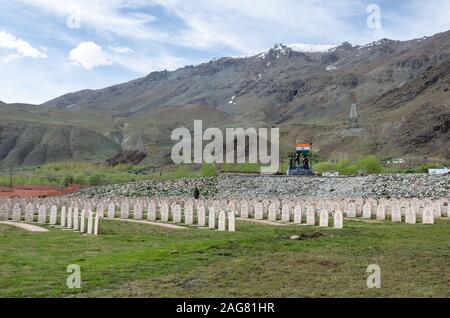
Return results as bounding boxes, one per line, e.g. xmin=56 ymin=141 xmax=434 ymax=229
xmin=0 ymin=219 xmax=449 ymax=298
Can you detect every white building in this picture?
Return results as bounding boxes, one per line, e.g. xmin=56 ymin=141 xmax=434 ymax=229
xmin=428 ymin=167 xmax=450 ymax=175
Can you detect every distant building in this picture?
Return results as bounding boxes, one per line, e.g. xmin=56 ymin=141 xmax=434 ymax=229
xmin=387 ymin=158 xmax=406 ymax=165
xmin=428 ymin=168 xmax=450 ymax=175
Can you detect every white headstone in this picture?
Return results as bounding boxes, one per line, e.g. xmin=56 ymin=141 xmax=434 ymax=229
xmin=254 ymin=203 xmax=264 ymax=220
xmin=38 ymin=205 xmax=47 ymax=224
xmin=147 ymin=201 xmax=157 ymax=221
xmin=218 ymin=210 xmax=226 ymax=231
xmin=268 ymin=203 xmax=277 ymax=221
xmin=347 ymin=203 xmax=356 ymax=218
xmin=405 ymin=207 xmax=416 ymax=224
xmin=94 ymin=213 xmax=100 ymax=235
xmin=422 ymin=207 xmax=434 ymax=225
xmin=134 ymin=202 xmax=143 ymax=220
xmin=376 ymin=204 xmax=386 ymax=221
xmin=185 ymin=205 xmax=194 ymax=225
xmin=25 ymin=203 xmax=34 ymax=222
xmin=391 ymin=204 xmax=402 ymax=222
xmin=228 ymin=210 xmax=235 ymax=232
xmin=120 ymin=201 xmax=130 ymax=219
xmin=0 ymin=204 xmax=8 ymax=221
xmin=12 ymin=204 xmax=22 ymax=222
xmin=306 ymin=206 xmax=315 ymax=226
xmin=107 ymin=202 xmax=115 ymax=218
xmin=96 ymin=202 xmax=105 ymax=218
xmin=281 ymin=205 xmax=290 ymax=222
xmin=67 ymin=207 xmax=73 ymax=228
xmin=197 ymin=205 xmax=206 ymax=226
xmin=87 ymin=210 xmax=94 ymax=234
xmin=172 ymin=204 xmax=182 ymax=223
xmin=161 ymin=202 xmax=169 ymax=222
xmin=294 ymin=205 xmax=302 ymax=224
xmin=80 ymin=209 xmax=86 ymax=233
xmin=334 ymin=210 xmax=343 ymax=229
xmin=319 ymin=209 xmax=329 ymax=227
xmin=363 ymin=203 xmax=372 ymax=219
xmin=433 ymin=201 xmax=442 ymax=218
xmin=73 ymin=208 xmax=79 ymax=230
xmin=60 ymin=206 xmax=67 ymax=227
xmin=49 ymin=206 xmax=57 ymax=225
xmin=240 ymin=201 xmax=249 ymax=219
xmin=208 ymin=208 xmax=216 ymax=229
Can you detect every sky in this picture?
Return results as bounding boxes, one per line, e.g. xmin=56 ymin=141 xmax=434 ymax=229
xmin=0 ymin=0 xmax=450 ymax=104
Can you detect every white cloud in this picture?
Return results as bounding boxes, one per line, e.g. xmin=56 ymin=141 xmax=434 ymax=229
xmin=109 ymin=46 xmax=134 ymax=54
xmin=0 ymin=30 xmax=47 ymax=62
xmin=69 ymin=41 xmax=112 ymax=70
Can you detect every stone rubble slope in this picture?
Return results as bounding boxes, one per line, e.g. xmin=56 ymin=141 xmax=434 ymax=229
xmin=73 ymin=174 xmax=449 ymax=199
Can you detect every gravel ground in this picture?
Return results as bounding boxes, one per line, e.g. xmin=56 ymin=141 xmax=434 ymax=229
xmin=73 ymin=174 xmax=450 ymax=199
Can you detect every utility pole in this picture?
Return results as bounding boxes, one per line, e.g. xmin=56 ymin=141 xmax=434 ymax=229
xmin=9 ymin=167 xmax=13 ymax=189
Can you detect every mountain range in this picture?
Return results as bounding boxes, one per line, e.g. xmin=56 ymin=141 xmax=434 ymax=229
xmin=1 ymin=30 xmax=449 ymax=168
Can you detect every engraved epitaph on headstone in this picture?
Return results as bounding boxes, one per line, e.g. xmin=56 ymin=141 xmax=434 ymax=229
xmin=172 ymin=204 xmax=182 ymax=223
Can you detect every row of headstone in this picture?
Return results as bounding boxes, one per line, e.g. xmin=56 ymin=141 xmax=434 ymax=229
xmin=0 ymin=202 xmax=100 ymax=235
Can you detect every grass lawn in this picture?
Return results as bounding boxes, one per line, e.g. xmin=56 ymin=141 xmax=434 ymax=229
xmin=0 ymin=219 xmax=449 ymax=298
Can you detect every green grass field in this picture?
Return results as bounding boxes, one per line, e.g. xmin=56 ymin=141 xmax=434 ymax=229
xmin=0 ymin=219 xmax=448 ymax=298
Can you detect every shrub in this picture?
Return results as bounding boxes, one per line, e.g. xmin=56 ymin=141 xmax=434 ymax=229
xmin=355 ymin=156 xmax=384 ymax=174
xmin=314 ymin=162 xmax=336 ymax=175
xmin=201 ymin=164 xmax=217 ymax=177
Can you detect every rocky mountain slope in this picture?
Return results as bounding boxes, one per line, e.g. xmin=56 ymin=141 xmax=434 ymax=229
xmin=1 ymin=30 xmax=450 ymax=167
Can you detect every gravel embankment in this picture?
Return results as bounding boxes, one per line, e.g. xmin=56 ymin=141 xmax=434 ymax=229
xmin=73 ymin=174 xmax=450 ymax=199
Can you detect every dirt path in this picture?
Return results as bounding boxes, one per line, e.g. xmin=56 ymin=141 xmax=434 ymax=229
xmin=237 ymin=218 xmax=288 ymax=226
xmin=0 ymin=221 xmax=49 ymax=232
xmin=104 ymin=218 xmax=189 ymax=229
